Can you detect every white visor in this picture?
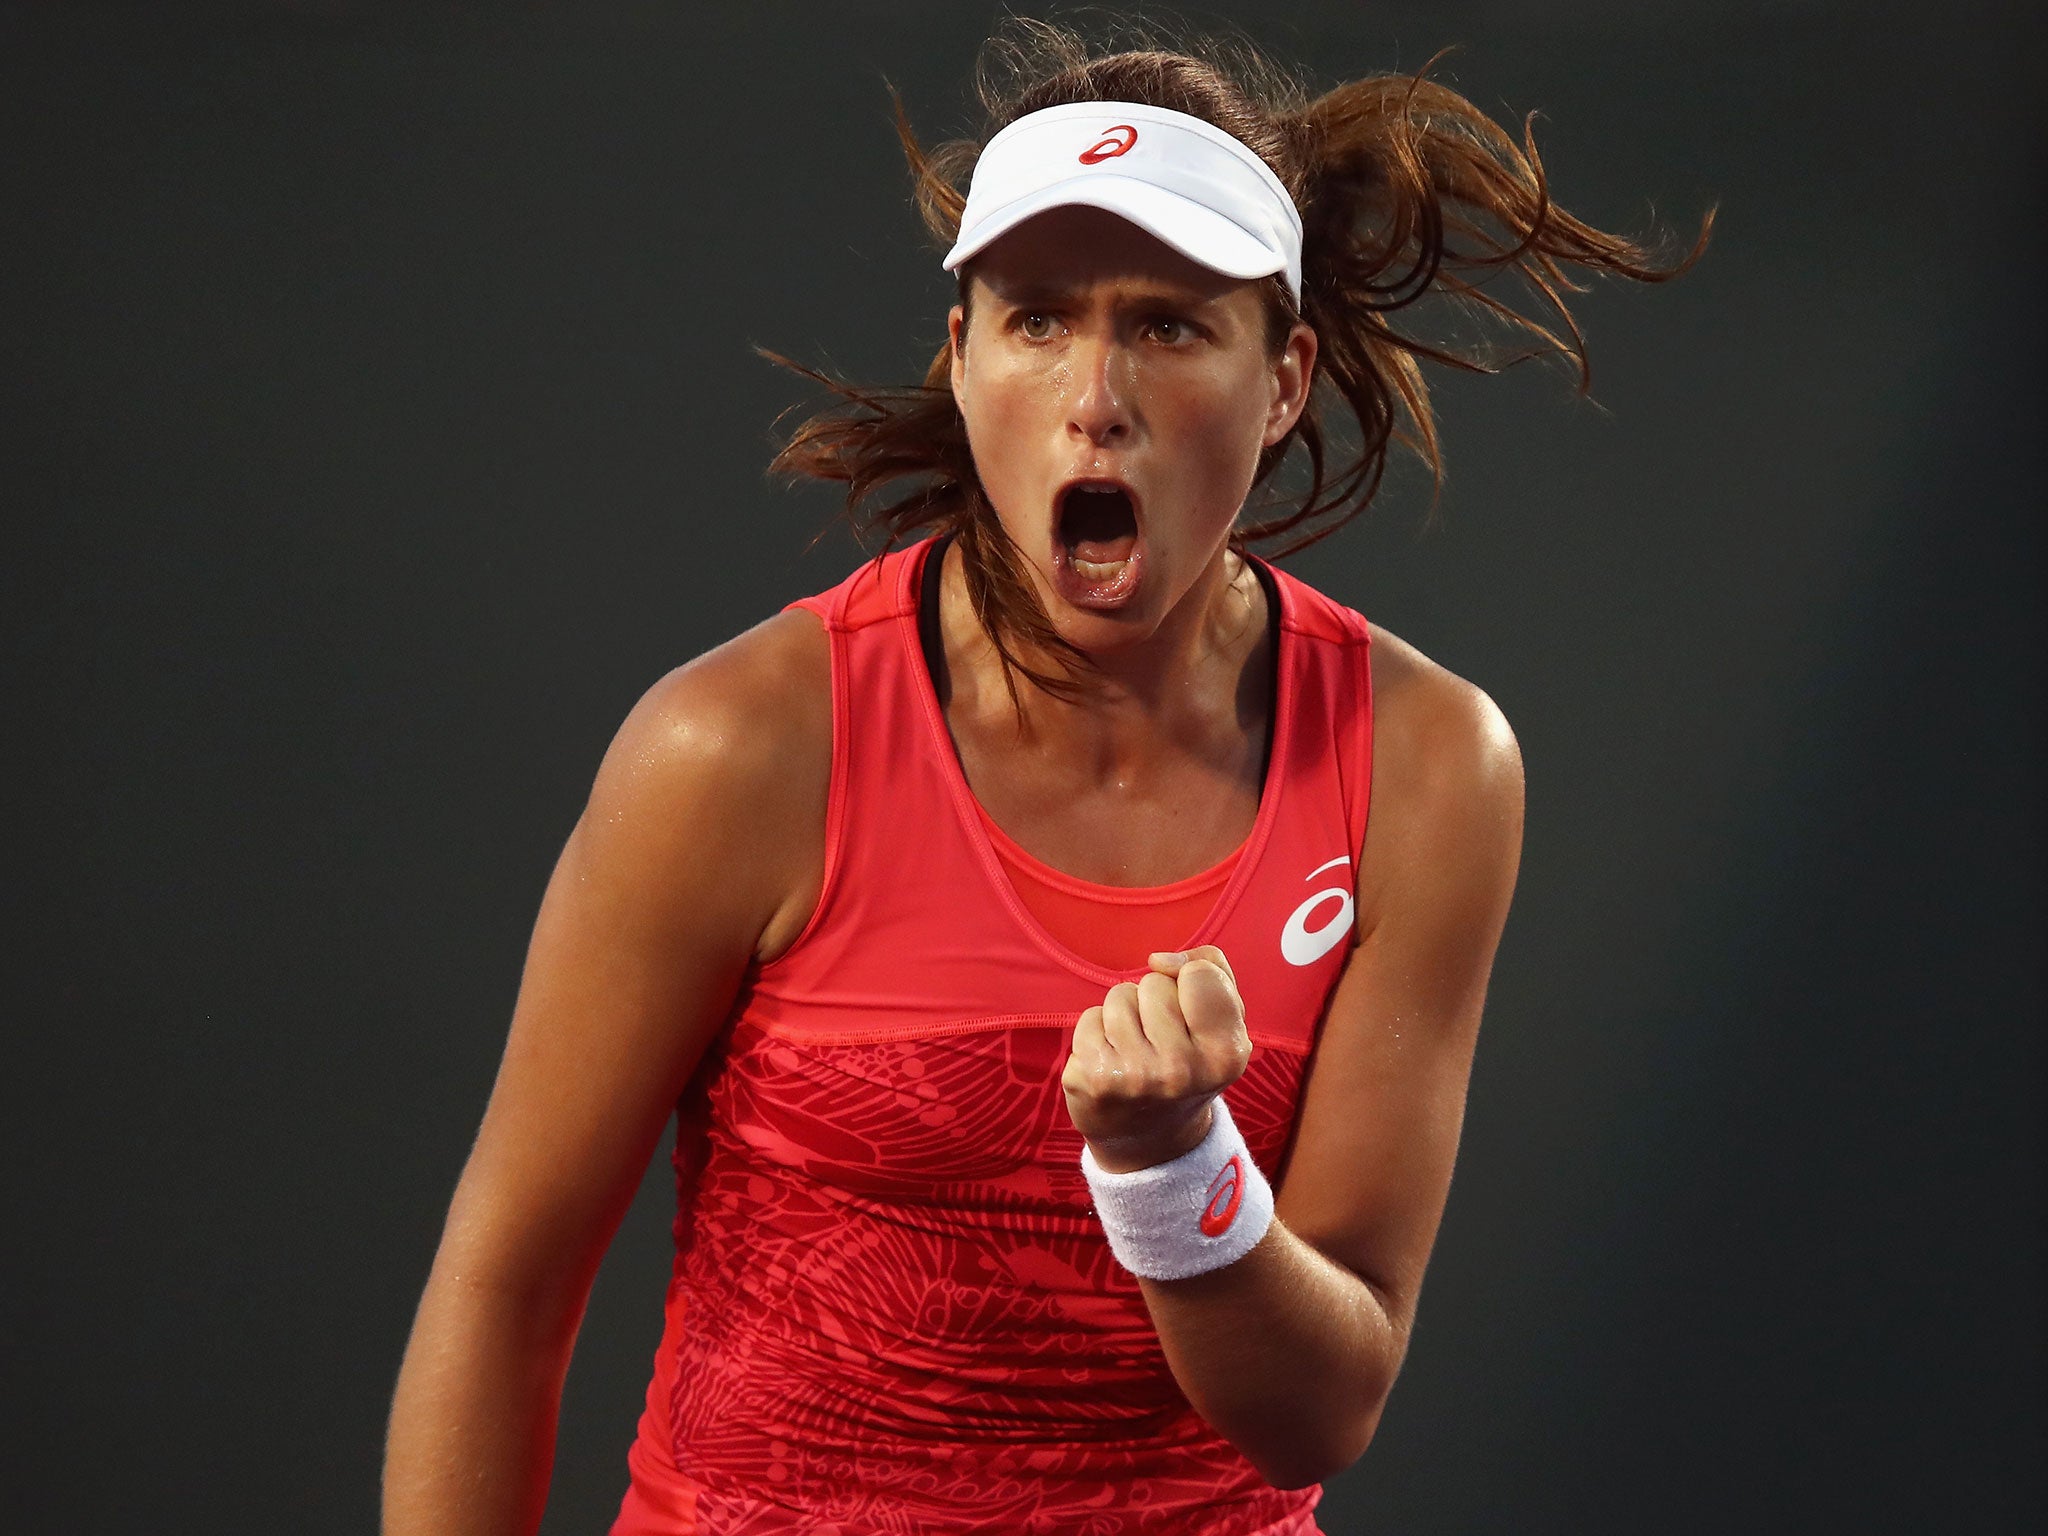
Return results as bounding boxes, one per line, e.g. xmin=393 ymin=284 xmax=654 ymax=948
xmin=941 ymin=101 xmax=1303 ymax=304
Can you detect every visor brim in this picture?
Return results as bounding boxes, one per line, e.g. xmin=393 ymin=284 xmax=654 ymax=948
xmin=942 ymin=176 xmax=1289 ymax=290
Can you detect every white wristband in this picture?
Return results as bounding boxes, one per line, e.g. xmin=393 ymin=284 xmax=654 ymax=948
xmin=1081 ymin=1095 xmax=1276 ymax=1280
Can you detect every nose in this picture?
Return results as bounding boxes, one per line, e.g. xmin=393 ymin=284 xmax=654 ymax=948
xmin=1066 ymin=333 xmax=1133 ymax=446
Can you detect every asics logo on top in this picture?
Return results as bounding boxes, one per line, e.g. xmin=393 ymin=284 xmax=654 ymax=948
xmin=1078 ymin=125 xmax=1138 ymax=164
xmin=1281 ymin=856 xmax=1355 ymax=967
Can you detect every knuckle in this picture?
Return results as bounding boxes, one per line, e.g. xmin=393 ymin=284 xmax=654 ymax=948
xmin=1094 ymin=1066 xmax=1137 ymax=1098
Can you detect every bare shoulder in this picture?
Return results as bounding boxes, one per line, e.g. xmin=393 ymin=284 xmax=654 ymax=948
xmin=605 ymin=607 xmax=829 ymax=783
xmin=583 ymin=606 xmax=832 ymax=963
xmin=1357 ymin=623 xmax=1525 ymax=925
xmin=1366 ymin=624 xmax=1522 ymax=786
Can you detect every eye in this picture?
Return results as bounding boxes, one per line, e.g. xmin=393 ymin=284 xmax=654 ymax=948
xmin=1018 ymin=312 xmax=1057 ymax=340
xmin=1145 ymin=316 xmax=1195 ymax=345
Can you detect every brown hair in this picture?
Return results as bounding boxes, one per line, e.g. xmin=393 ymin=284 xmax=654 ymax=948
xmin=769 ymin=18 xmax=1712 ymax=699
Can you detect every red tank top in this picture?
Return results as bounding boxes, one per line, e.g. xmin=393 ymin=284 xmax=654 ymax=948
xmin=611 ymin=537 xmax=1373 ymax=1535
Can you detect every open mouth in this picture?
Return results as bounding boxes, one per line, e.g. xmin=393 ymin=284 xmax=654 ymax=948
xmin=1057 ymin=483 xmax=1139 ymax=584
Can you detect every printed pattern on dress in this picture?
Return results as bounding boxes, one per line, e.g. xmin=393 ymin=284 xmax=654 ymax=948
xmin=661 ymin=1014 xmax=1319 ymax=1533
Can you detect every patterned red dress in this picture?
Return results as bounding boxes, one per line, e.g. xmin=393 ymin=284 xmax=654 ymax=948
xmin=610 ymin=536 xmax=1374 ymax=1534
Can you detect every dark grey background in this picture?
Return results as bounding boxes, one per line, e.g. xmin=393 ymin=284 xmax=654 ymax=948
xmin=3 ymin=1 xmax=2040 ymax=1531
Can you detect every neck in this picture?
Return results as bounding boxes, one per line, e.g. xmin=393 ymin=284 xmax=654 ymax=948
xmin=939 ymin=538 xmax=1269 ymax=780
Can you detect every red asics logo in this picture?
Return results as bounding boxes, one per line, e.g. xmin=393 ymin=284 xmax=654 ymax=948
xmin=1200 ymin=1153 xmax=1245 ymax=1236
xmin=1079 ymin=125 xmax=1138 ymax=163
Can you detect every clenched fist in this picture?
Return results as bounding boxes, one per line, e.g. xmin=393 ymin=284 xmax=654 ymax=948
xmin=1062 ymin=946 xmax=1253 ymax=1174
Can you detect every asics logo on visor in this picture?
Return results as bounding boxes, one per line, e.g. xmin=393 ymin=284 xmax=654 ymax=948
xmin=1078 ymin=125 xmax=1138 ymax=164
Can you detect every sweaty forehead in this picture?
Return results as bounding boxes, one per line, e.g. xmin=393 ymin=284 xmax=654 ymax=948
xmin=966 ymin=205 xmax=1247 ymax=308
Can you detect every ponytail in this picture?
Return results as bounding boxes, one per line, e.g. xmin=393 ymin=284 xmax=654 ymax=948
xmin=1250 ymin=60 xmax=1711 ymax=550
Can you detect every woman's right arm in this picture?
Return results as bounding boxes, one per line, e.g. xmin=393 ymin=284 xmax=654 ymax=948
xmin=382 ymin=610 xmax=830 ymax=1536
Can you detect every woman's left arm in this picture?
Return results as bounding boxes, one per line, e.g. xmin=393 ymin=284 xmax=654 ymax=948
xmin=1068 ymin=647 xmax=1525 ymax=1488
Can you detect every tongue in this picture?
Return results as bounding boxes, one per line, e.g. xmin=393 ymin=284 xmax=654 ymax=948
xmin=1064 ymin=488 xmax=1137 ymax=564
xmin=1073 ymin=533 xmax=1136 ymax=564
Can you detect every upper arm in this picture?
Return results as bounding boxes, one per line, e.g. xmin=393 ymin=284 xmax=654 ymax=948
xmin=431 ymin=608 xmax=830 ymax=1318
xmin=1273 ymin=628 xmax=1525 ymax=1346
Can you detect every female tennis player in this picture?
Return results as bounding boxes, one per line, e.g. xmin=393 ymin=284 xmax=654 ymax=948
xmin=384 ymin=23 xmax=1704 ymax=1535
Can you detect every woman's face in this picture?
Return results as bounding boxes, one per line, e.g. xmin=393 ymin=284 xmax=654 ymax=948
xmin=949 ymin=205 xmax=1315 ymax=658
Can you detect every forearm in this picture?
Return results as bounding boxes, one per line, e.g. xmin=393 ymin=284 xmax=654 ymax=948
xmin=1138 ymin=1218 xmax=1402 ymax=1489
xmin=382 ymin=1265 xmax=582 ymax=1536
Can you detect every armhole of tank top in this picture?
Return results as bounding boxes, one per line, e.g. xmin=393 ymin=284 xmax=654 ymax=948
xmin=755 ymin=596 xmax=852 ymax=975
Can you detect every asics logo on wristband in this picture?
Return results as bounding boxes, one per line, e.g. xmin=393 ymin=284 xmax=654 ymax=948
xmin=1200 ymin=1154 xmax=1245 ymax=1236
xmin=1281 ymin=855 xmax=1355 ymax=966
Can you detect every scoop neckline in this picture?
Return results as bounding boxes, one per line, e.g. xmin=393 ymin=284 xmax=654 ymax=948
xmin=973 ymin=793 xmax=1242 ymax=903
xmin=899 ymin=533 xmax=1295 ymax=986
